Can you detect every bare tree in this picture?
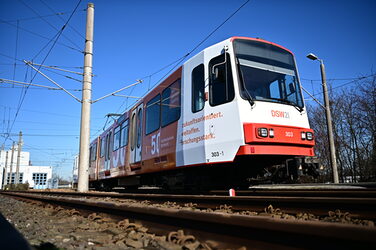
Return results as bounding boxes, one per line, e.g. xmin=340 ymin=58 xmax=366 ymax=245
xmin=307 ymin=74 xmax=376 ymax=183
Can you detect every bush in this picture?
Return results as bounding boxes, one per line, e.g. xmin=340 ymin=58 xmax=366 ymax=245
xmin=3 ymin=183 xmax=29 ymax=191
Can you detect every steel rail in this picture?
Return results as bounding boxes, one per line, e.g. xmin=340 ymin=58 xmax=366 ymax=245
xmin=2 ymin=190 xmax=376 ymax=219
xmin=3 ymin=190 xmax=375 ymax=219
xmin=1 ymin=191 xmax=375 ymax=249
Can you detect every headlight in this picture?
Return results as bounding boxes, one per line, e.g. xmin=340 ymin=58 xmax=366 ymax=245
xmin=306 ymin=132 xmax=313 ymax=141
xmin=269 ymin=128 xmax=274 ymax=138
xmin=258 ymin=128 xmax=268 ymax=137
xmin=301 ymin=132 xmax=306 ymax=140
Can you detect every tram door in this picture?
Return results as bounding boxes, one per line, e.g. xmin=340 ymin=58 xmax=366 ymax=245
xmin=104 ymin=132 xmax=112 ymax=172
xmin=130 ymin=104 xmax=143 ymax=164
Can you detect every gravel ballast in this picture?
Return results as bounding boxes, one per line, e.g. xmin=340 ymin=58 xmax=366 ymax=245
xmin=0 ymin=195 xmax=211 ymax=249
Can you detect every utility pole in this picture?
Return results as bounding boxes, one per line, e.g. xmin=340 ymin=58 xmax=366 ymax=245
xmin=0 ymin=144 xmax=3 ymax=187
xmin=78 ymin=3 xmax=94 ymax=192
xmin=0 ymin=144 xmax=3 ymax=162
xmin=2 ymin=151 xmax=8 ymax=188
xmin=15 ymin=131 xmax=23 ymax=184
xmin=9 ymin=142 xmax=15 ymax=185
xmin=307 ymin=53 xmax=339 ymax=183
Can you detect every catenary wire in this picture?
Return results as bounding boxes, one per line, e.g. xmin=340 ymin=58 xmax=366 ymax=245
xmin=12 ymin=20 xmax=20 ymax=85
xmin=148 ymin=0 xmax=251 ymax=91
xmin=310 ymin=74 xmax=376 ymax=97
xmin=19 ymin=0 xmax=82 ymax=51
xmin=39 ymin=0 xmax=86 ymax=40
xmin=110 ymin=0 xmax=251 ymax=134
xmin=117 ymin=0 xmax=251 ymax=115
xmin=2 ymin=0 xmax=83 ymax=145
xmin=1 ymin=9 xmax=86 ymax=23
xmin=0 ymin=18 xmax=82 ymax=53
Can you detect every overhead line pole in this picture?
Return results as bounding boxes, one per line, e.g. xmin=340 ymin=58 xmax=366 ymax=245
xmin=15 ymin=131 xmax=22 ymax=184
xmin=0 ymin=144 xmax=5 ymax=188
xmin=2 ymin=151 xmax=8 ymax=188
xmin=9 ymin=142 xmax=15 ymax=185
xmin=77 ymin=3 xmax=94 ymax=192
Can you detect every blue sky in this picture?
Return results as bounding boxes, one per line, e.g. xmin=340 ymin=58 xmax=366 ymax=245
xmin=0 ymin=0 xmax=375 ymax=179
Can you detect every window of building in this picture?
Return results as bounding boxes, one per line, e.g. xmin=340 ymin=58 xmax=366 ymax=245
xmin=209 ymin=53 xmax=234 ymax=106
xmin=113 ymin=126 xmax=121 ymax=151
xmin=145 ymin=94 xmax=161 ymax=135
xmin=192 ymin=65 xmax=205 ymax=113
xmin=7 ymin=172 xmax=23 ymax=184
xmin=32 ymin=173 xmax=47 ymax=186
xmin=162 ymin=79 xmax=181 ymax=126
xmin=120 ymin=119 xmax=129 ymax=147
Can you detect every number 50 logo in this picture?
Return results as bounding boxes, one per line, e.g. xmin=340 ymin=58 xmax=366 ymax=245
xmin=151 ymin=132 xmax=160 ymax=155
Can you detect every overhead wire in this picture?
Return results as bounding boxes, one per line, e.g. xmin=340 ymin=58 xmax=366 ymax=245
xmin=1 ymin=9 xmax=86 ymax=23
xmin=300 ymin=77 xmax=368 ymax=82
xmin=39 ymin=0 xmax=86 ymax=40
xmin=1 ymin=133 xmax=80 ymax=137
xmin=309 ymin=74 xmax=376 ymax=97
xmin=0 ymin=52 xmax=25 ymax=63
xmin=0 ymin=105 xmax=81 ymax=118
xmin=148 ymin=0 xmax=251 ymax=91
xmin=1 ymin=135 xmax=77 ymax=166
xmin=2 ymin=0 xmax=83 ymax=145
xmin=12 ymin=20 xmax=20 ymax=86
xmin=0 ymin=85 xmax=81 ymax=91
xmin=0 ymin=18 xmax=82 ymax=53
xmin=39 ymin=67 xmax=82 ymax=83
xmin=19 ymin=0 xmax=82 ymax=51
xmin=117 ymin=0 xmax=251 ymax=115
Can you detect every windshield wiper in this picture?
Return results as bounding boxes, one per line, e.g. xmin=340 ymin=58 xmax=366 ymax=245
xmin=246 ymin=94 xmax=255 ymax=106
xmin=269 ymin=98 xmax=304 ymax=113
xmin=236 ymin=58 xmax=255 ymax=107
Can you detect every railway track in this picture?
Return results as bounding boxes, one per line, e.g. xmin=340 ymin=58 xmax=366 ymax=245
xmin=1 ymin=190 xmax=376 ymax=249
xmin=3 ymin=188 xmax=376 ymax=218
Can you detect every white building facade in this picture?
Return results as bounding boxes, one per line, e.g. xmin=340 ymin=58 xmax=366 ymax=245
xmin=0 ymin=147 xmax=52 ymax=189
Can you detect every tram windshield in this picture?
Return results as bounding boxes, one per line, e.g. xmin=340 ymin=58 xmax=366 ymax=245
xmin=233 ymin=39 xmax=304 ymax=110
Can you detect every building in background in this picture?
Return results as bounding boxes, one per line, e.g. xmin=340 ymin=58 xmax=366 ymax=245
xmin=0 ymin=146 xmax=52 ymax=189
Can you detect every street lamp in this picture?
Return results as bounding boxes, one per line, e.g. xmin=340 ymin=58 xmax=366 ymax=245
xmin=307 ymin=53 xmax=339 ymax=183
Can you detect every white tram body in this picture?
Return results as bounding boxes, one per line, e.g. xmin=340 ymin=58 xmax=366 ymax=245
xmin=89 ymin=37 xmax=319 ymax=189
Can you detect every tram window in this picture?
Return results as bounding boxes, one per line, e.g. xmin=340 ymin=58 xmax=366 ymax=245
xmin=145 ymin=94 xmax=161 ymax=135
xmin=93 ymin=143 xmax=97 ymax=160
xmin=106 ymin=132 xmax=112 ymax=160
xmin=162 ymin=79 xmax=181 ymax=127
xmin=113 ymin=126 xmax=121 ymax=151
xmin=100 ymin=137 xmax=105 ymax=158
xmin=137 ymin=109 xmax=142 ymax=148
xmin=131 ymin=113 xmax=136 ymax=150
xmin=120 ymin=119 xmax=129 ymax=147
xmin=209 ymin=53 xmax=234 ymax=106
xmin=269 ymin=81 xmax=281 ymax=99
xmin=192 ymin=65 xmax=205 ymax=113
xmin=90 ymin=143 xmax=97 ymax=161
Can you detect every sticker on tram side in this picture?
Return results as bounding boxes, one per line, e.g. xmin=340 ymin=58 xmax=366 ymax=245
xmin=180 ymin=112 xmax=223 ymax=145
